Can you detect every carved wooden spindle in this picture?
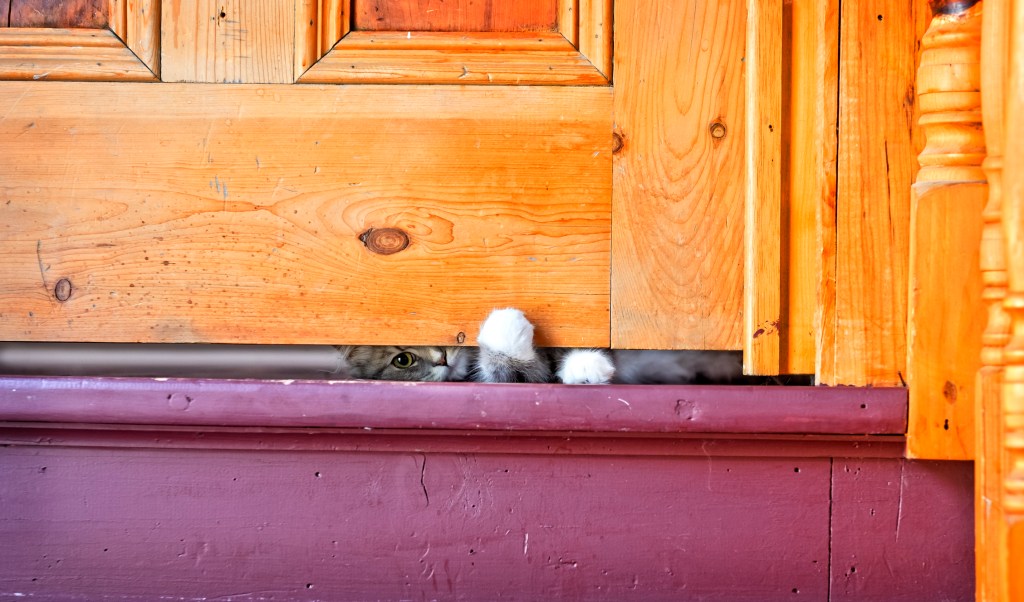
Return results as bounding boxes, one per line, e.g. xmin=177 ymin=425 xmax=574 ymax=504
xmin=907 ymin=0 xmax=985 ymax=459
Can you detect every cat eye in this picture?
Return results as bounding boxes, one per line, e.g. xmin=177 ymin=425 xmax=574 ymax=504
xmin=391 ymin=352 xmax=418 ymax=369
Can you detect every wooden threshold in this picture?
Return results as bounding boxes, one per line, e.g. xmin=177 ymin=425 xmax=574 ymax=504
xmin=0 ymin=376 xmax=907 ymax=436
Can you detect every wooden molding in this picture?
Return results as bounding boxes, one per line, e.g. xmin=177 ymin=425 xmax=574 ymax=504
xmin=297 ymin=0 xmax=610 ymax=85
xmin=0 ymin=28 xmax=156 ymax=82
xmin=0 ymin=0 xmax=158 ymax=81
xmin=743 ymin=0 xmax=783 ymax=375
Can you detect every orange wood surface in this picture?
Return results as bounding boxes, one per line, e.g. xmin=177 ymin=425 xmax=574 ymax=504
xmin=611 ymin=0 xmax=745 ymax=350
xmin=906 ymin=4 xmax=984 ymax=461
xmin=7 ymin=0 xmax=106 ymax=28
xmin=743 ymin=0 xmax=782 ymax=374
xmin=785 ymin=0 xmax=839 ymax=377
xmin=353 ymin=0 xmax=556 ymax=32
xmin=299 ymin=31 xmax=607 ymax=85
xmin=0 ymin=27 xmax=156 ymax=81
xmin=161 ymin=0 xmax=294 ymax=84
xmin=826 ymin=0 xmax=930 ymax=385
xmin=0 ymin=82 xmax=612 ymax=347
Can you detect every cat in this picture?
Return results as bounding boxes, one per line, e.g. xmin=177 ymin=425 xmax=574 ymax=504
xmin=336 ymin=308 xmax=745 ymax=385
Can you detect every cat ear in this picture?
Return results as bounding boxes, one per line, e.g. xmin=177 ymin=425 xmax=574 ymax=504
xmin=556 ymin=350 xmax=615 ymax=385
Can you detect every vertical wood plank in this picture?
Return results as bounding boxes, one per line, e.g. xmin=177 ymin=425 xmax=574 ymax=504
xmin=612 ymin=0 xmax=746 ymax=350
xmin=320 ymin=0 xmax=349 ymax=56
xmin=0 ymin=2 xmax=9 ymax=26
xmin=828 ymin=0 xmax=929 ymax=385
xmin=1001 ymin=0 xmax=1024 ymax=595
xmin=557 ymin=0 xmax=577 ymax=46
xmin=785 ymin=0 xmax=838 ymax=376
xmin=125 ymin=0 xmax=159 ymax=77
xmin=295 ymin=0 xmax=318 ymax=76
xmin=107 ymin=0 xmax=126 ymax=38
xmin=743 ymin=0 xmax=782 ymax=374
xmin=161 ymin=0 xmax=294 ymax=84
xmin=978 ymin=0 xmax=1011 ymax=597
xmin=577 ymin=0 xmax=611 ymax=78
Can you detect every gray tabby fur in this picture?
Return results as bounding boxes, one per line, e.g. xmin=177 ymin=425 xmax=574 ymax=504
xmin=336 ymin=308 xmax=743 ymax=385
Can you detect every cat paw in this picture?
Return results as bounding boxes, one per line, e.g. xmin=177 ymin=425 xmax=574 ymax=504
xmin=557 ymin=350 xmax=615 ymax=385
xmin=476 ymin=308 xmax=536 ymax=361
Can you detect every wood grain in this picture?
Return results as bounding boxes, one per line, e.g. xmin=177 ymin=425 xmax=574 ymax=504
xmin=785 ymin=0 xmax=839 ymax=377
xmin=611 ymin=0 xmax=746 ymax=350
xmin=294 ymin=0 xmax=349 ymax=76
xmin=557 ymin=0 xmax=576 ymax=46
xmin=977 ymin=0 xmax=1012 ymax=598
xmin=0 ymin=82 xmax=612 ymax=347
xmin=906 ymin=4 xmax=984 ymax=461
xmin=161 ymin=0 xmax=294 ymax=83
xmin=743 ymin=0 xmax=782 ymax=374
xmin=828 ymin=0 xmax=930 ymax=385
xmin=0 ymin=27 xmax=156 ymax=80
xmin=299 ymin=31 xmax=607 ymax=85
xmin=8 ymin=0 xmax=106 ymax=28
xmin=353 ymin=0 xmax=556 ymax=32
xmin=577 ymin=0 xmax=611 ymax=78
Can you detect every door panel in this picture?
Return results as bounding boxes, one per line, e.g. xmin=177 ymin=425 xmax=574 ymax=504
xmin=352 ymin=0 xmax=558 ymax=32
xmin=0 ymin=82 xmax=612 ymax=346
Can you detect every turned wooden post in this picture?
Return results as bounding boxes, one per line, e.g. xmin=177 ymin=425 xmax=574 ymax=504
xmin=906 ymin=0 xmax=984 ymax=459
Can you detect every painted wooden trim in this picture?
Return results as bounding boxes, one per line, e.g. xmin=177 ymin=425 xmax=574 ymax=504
xmin=744 ymin=0 xmax=783 ymax=375
xmin=0 ymin=376 xmax=908 ymax=435
xmin=298 ymin=31 xmax=608 ymax=85
xmin=0 ymin=28 xmax=157 ymax=82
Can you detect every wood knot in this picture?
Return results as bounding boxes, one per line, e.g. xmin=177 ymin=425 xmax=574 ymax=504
xmin=611 ymin=132 xmax=625 ymax=154
xmin=709 ymin=120 xmax=728 ymax=140
xmin=360 ymin=227 xmax=410 ymax=255
xmin=54 ymin=278 xmax=72 ymax=302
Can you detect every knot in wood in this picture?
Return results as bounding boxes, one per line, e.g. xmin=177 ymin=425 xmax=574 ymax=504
xmin=709 ymin=120 xmax=728 ymax=140
xmin=54 ymin=278 xmax=73 ymax=302
xmin=611 ymin=132 xmax=624 ymax=154
xmin=360 ymin=227 xmax=410 ymax=255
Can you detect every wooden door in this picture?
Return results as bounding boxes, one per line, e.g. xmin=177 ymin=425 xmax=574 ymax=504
xmin=0 ymin=0 xmax=751 ymax=351
xmin=0 ymin=0 xmax=614 ymax=347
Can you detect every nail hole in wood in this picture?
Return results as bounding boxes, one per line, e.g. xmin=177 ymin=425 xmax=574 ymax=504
xmin=456 ymin=332 xmax=467 ymax=344
xmin=360 ymin=227 xmax=410 ymax=256
xmin=54 ymin=278 xmax=72 ymax=302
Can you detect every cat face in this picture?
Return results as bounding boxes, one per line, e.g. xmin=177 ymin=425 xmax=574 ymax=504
xmin=341 ymin=345 xmax=472 ymax=382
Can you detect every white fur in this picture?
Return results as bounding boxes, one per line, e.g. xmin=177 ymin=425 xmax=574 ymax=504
xmin=476 ymin=308 xmax=537 ymax=361
xmin=557 ymin=349 xmax=615 ymax=385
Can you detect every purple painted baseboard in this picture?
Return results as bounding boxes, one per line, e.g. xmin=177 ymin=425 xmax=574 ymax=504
xmin=0 ymin=377 xmax=971 ymax=601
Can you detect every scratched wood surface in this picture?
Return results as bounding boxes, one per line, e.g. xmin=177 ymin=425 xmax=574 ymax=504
xmin=0 ymin=28 xmax=156 ymax=81
xmin=611 ymin=0 xmax=745 ymax=350
xmin=353 ymin=0 xmax=557 ymax=32
xmin=826 ymin=0 xmax=930 ymax=385
xmin=161 ymin=0 xmax=294 ymax=83
xmin=6 ymin=0 xmax=106 ymax=28
xmin=0 ymin=82 xmax=612 ymax=347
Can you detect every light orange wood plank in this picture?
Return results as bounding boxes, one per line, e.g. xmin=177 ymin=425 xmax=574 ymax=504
xmin=557 ymin=0 xmax=577 ymax=46
xmin=0 ymin=28 xmax=156 ymax=81
xmin=978 ymin=0 xmax=1012 ymax=598
xmin=611 ymin=0 xmax=745 ymax=350
xmin=828 ymin=0 xmax=930 ymax=385
xmin=743 ymin=0 xmax=782 ymax=374
xmin=320 ymin=0 xmax=349 ymax=55
xmin=906 ymin=4 xmax=984 ymax=461
xmin=299 ymin=31 xmax=607 ymax=85
xmin=161 ymin=0 xmax=293 ymax=84
xmin=786 ymin=0 xmax=838 ymax=377
xmin=0 ymin=82 xmax=612 ymax=347
xmin=125 ymin=0 xmax=159 ymax=77
xmin=352 ymin=0 xmax=556 ymax=32
xmin=577 ymin=0 xmax=611 ymax=78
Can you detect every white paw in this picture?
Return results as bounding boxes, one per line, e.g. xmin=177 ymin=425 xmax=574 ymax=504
xmin=476 ymin=308 xmax=536 ymax=361
xmin=557 ymin=350 xmax=615 ymax=385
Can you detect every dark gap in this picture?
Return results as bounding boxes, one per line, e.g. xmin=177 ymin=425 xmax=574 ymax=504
xmin=778 ymin=0 xmax=794 ymax=372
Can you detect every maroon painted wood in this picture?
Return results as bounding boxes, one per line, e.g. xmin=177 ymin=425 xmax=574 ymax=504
xmin=830 ymin=459 xmax=974 ymax=601
xmin=0 ymin=376 xmax=907 ymax=434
